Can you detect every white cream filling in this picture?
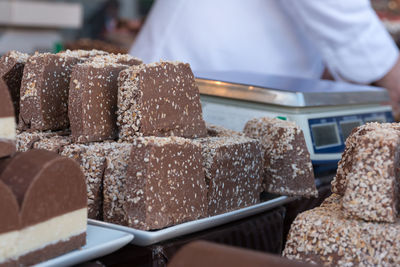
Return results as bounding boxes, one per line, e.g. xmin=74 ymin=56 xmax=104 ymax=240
xmin=0 ymin=208 xmax=87 ymax=263
xmin=0 ymin=117 xmax=16 ymax=140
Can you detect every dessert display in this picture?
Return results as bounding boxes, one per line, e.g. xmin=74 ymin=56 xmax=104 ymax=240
xmin=0 ymin=80 xmax=16 ymax=158
xmin=283 ymin=122 xmax=400 ymax=266
xmin=5 ymin=49 xmax=319 ymax=235
xmin=117 ymin=61 xmax=207 ymax=141
xmin=0 ymin=51 xmax=29 ymax=120
xmin=192 ymin=135 xmax=263 ymax=216
xmin=69 ymin=55 xmax=141 ymax=143
xmin=243 ymin=117 xmax=318 ymax=197
xmin=0 ymin=149 xmax=87 ymax=266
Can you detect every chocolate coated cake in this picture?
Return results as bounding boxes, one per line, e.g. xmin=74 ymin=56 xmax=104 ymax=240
xmin=103 ymin=136 xmax=207 ymax=230
xmin=283 ymin=194 xmax=400 ymax=266
xmin=69 ymin=55 xmax=141 ymax=143
xmin=244 ymin=117 xmax=317 ymax=197
xmin=117 ymin=61 xmax=207 ymax=141
xmin=192 ymin=135 xmax=263 ymax=216
xmin=0 ymin=51 xmax=29 ymax=120
xmin=0 ymin=79 xmax=16 ymax=158
xmin=0 ymin=150 xmax=87 ymax=266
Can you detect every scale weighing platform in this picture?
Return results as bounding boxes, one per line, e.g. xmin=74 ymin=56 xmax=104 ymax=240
xmin=195 ymin=71 xmax=393 ymax=171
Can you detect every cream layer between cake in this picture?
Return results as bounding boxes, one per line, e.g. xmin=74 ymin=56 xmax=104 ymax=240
xmin=0 ymin=117 xmax=16 ymax=140
xmin=0 ymin=208 xmax=86 ymax=263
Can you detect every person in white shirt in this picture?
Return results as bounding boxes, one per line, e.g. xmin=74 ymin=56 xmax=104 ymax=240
xmin=130 ymin=0 xmax=400 ymax=116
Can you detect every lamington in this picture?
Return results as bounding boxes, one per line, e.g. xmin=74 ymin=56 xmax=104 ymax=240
xmin=337 ymin=125 xmax=400 ymax=223
xmin=117 ymin=61 xmax=207 ymax=141
xmin=331 ymin=122 xmax=399 ymax=195
xmin=192 ymin=135 xmax=264 ymax=216
xmin=103 ymin=136 xmax=207 ymax=230
xmin=283 ymin=194 xmax=400 ymax=266
xmin=206 ymin=123 xmax=244 ymax=137
xmin=69 ymin=54 xmax=141 ymax=143
xmin=0 ymin=50 xmax=29 ymax=120
xmin=243 ymin=117 xmax=317 ymax=197
xmin=0 ymin=80 xmax=16 ymax=158
xmin=0 ymin=149 xmax=87 ymax=266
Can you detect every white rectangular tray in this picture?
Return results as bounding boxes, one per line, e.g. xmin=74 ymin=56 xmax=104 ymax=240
xmin=89 ymin=196 xmax=294 ymax=246
xmin=35 ymin=225 xmax=133 ymax=267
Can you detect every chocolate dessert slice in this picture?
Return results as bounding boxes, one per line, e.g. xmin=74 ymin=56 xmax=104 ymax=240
xmin=103 ymin=136 xmax=207 ymax=230
xmin=16 ymin=131 xmax=61 ymax=152
xmin=192 ymin=135 xmax=264 ymax=216
xmin=69 ymin=55 xmax=141 ymax=143
xmin=117 ymin=61 xmax=207 ymax=141
xmin=0 ymin=79 xmax=16 ymax=158
xmin=283 ymin=194 xmax=400 ymax=266
xmin=244 ymin=117 xmax=318 ymax=198
xmin=0 ymin=149 xmax=87 ymax=266
xmin=0 ymin=51 xmax=29 ymax=120
xmin=340 ymin=126 xmax=400 ymax=223
xmin=61 ymin=142 xmax=128 ymax=220
xmin=0 ymin=180 xmax=20 ymax=266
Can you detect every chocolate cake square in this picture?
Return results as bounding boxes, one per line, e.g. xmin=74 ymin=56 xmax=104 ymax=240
xmin=102 ymin=142 xmax=133 ymax=225
xmin=283 ymin=194 xmax=400 ymax=266
xmin=61 ymin=142 xmax=111 ymax=220
xmin=69 ymin=55 xmax=141 ymax=143
xmin=103 ymin=136 xmax=207 ymax=230
xmin=340 ymin=127 xmax=400 ymax=223
xmin=0 ymin=51 xmax=29 ymax=120
xmin=192 ymin=135 xmax=264 ymax=216
xmin=206 ymin=122 xmax=244 ymax=137
xmin=117 ymin=61 xmax=207 ymax=141
xmin=244 ymin=117 xmax=318 ymax=198
xmin=331 ymin=122 xmax=399 ymax=195
xmin=18 ymin=52 xmax=82 ymax=131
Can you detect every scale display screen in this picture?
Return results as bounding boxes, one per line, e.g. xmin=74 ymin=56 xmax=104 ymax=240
xmin=308 ymin=111 xmax=393 ymax=154
xmin=311 ymin=123 xmax=340 ymax=148
xmin=339 ymin=120 xmax=362 ymax=141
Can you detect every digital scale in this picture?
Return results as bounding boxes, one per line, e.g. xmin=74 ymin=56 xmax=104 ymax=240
xmin=195 ymin=71 xmax=393 ymax=171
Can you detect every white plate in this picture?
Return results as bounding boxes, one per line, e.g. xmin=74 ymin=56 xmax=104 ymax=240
xmin=89 ymin=196 xmax=294 ymax=246
xmin=35 ymin=225 xmax=134 ymax=267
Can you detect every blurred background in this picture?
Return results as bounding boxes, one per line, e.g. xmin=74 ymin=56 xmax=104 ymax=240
xmin=2 ymin=0 xmax=400 ymax=56
xmin=0 ymin=0 xmax=154 ymax=55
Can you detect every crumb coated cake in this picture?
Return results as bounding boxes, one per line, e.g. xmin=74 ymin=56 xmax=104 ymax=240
xmin=243 ymin=117 xmax=317 ymax=197
xmin=60 ymin=142 xmax=120 ymax=220
xmin=0 ymin=51 xmax=29 ymax=120
xmin=205 ymin=123 xmax=244 ymax=137
xmin=117 ymin=61 xmax=207 ymax=141
xmin=68 ymin=54 xmax=141 ymax=143
xmin=192 ymin=135 xmax=264 ymax=216
xmin=102 ymin=143 xmax=133 ymax=225
xmin=103 ymin=136 xmax=207 ymax=230
xmin=283 ymin=194 xmax=400 ymax=266
xmin=331 ymin=122 xmax=400 ymax=195
xmin=0 ymin=80 xmax=16 ymax=158
xmin=0 ymin=150 xmax=87 ymax=266
xmin=16 ymin=131 xmax=67 ymax=152
xmin=18 ymin=52 xmax=83 ymax=131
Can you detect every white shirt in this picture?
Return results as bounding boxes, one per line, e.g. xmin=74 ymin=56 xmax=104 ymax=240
xmin=130 ymin=0 xmax=398 ymax=84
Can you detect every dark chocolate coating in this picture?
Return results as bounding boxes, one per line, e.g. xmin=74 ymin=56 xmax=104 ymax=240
xmin=0 ymin=180 xmax=19 ymax=234
xmin=0 ymin=149 xmax=87 ymax=227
